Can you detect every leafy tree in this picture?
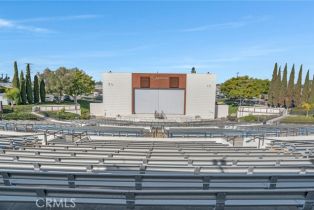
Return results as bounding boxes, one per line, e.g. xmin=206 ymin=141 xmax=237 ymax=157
xmin=33 ymin=75 xmax=40 ymax=104
xmin=191 ymin=67 xmax=196 ymax=74
xmin=25 ymin=64 xmax=33 ymax=104
xmin=279 ymin=64 xmax=288 ymax=107
xmin=287 ymin=64 xmax=295 ymax=107
xmin=301 ymin=102 xmax=312 ymax=117
xmin=12 ymin=61 xmax=20 ymax=89
xmin=310 ymin=75 xmax=314 ymax=104
xmin=221 ymin=76 xmax=269 ymax=101
xmin=63 ymin=69 xmax=95 ymax=110
xmin=273 ymin=67 xmax=281 ymax=106
xmin=0 ymin=74 xmax=10 ymax=83
xmin=19 ymin=71 xmax=27 ymax=104
xmin=268 ymin=63 xmax=278 ymax=106
xmin=40 ymin=67 xmax=72 ymax=101
xmin=294 ymin=65 xmax=303 ymax=107
xmin=302 ymin=70 xmax=310 ymax=103
xmin=5 ymin=88 xmax=20 ymax=107
xmin=5 ymin=74 xmax=10 ymax=82
xmin=40 ymin=79 xmax=46 ymax=103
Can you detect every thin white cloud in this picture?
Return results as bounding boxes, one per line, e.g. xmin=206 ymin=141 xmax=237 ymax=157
xmin=182 ymin=21 xmax=246 ymax=32
xmin=0 ymin=19 xmax=13 ymax=27
xmin=181 ymin=16 xmax=269 ymax=32
xmin=17 ymin=14 xmax=102 ymax=23
xmin=0 ymin=14 xmax=102 ymax=33
xmin=0 ymin=18 xmax=51 ymax=33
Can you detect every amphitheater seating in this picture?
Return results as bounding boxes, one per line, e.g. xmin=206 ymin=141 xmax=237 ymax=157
xmin=0 ymin=135 xmax=314 ymax=209
xmin=165 ymin=126 xmax=314 ymax=138
xmin=0 ymin=121 xmax=149 ymax=137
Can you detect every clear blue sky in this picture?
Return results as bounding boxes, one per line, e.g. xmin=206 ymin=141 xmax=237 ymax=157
xmin=0 ymin=1 xmax=314 ymax=83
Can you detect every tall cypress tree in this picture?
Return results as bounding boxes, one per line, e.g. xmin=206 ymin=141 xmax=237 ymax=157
xmin=20 ymin=71 xmax=27 ymax=105
xmin=12 ymin=61 xmax=20 ymax=89
xmin=309 ymin=75 xmax=314 ymax=104
xmin=294 ymin=65 xmax=303 ymax=107
xmin=302 ymin=70 xmax=310 ymax=103
xmin=40 ymin=79 xmax=46 ymax=103
xmin=280 ymin=63 xmax=288 ymax=107
xmin=33 ymin=75 xmax=40 ymax=104
xmin=274 ymin=67 xmax=282 ymax=106
xmin=25 ymin=64 xmax=33 ymax=104
xmin=287 ymin=64 xmax=295 ymax=107
xmin=268 ymin=63 xmax=278 ymax=106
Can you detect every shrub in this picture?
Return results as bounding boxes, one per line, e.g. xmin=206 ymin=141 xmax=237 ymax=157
xmin=228 ymin=105 xmax=238 ymax=117
xmin=41 ymin=111 xmax=80 ymax=120
xmin=1 ymin=112 xmax=40 ymax=120
xmin=281 ymin=116 xmax=314 ymax=124
xmin=0 ymin=86 xmax=6 ymax=93
xmin=239 ymin=115 xmax=274 ymax=123
xmin=290 ymin=107 xmax=314 ymax=116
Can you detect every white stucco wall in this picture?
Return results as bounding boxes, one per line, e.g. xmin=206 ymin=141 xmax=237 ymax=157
xmin=215 ymin=104 xmax=229 ymax=119
xmin=186 ymin=73 xmax=216 ymax=119
xmin=90 ymin=103 xmax=104 ymax=117
xmin=102 ymin=73 xmax=132 ymax=117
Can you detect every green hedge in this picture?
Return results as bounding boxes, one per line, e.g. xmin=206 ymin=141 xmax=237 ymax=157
xmin=239 ymin=115 xmax=274 ymax=123
xmin=1 ymin=105 xmax=40 ymax=120
xmin=78 ymin=100 xmax=91 ymax=119
xmin=3 ymin=105 xmax=33 ymax=113
xmin=290 ymin=108 xmax=314 ymax=116
xmin=1 ymin=112 xmax=40 ymax=120
xmin=281 ymin=116 xmax=314 ymax=124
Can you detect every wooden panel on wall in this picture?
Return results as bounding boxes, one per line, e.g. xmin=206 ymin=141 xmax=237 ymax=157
xmin=132 ymin=73 xmax=186 ymax=89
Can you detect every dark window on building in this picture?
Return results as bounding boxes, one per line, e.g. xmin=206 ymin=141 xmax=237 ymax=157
xmin=169 ymin=77 xmax=179 ymax=88
xmin=140 ymin=77 xmax=150 ymax=88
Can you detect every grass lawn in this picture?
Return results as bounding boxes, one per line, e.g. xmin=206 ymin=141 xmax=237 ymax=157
xmin=280 ymin=115 xmax=314 ymax=124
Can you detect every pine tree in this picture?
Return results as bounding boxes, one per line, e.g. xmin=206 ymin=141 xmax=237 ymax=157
xmin=12 ymin=61 xmax=20 ymax=89
xmin=287 ymin=64 xmax=295 ymax=107
xmin=302 ymin=70 xmax=310 ymax=103
xmin=25 ymin=64 xmax=33 ymax=104
xmin=268 ymin=63 xmax=278 ymax=106
xmin=20 ymin=71 xmax=27 ymax=105
xmin=294 ymin=65 xmax=303 ymax=107
xmin=309 ymin=75 xmax=314 ymax=104
xmin=273 ymin=67 xmax=281 ymax=107
xmin=33 ymin=75 xmax=39 ymax=104
xmin=280 ymin=63 xmax=288 ymax=107
xmin=40 ymin=79 xmax=46 ymax=103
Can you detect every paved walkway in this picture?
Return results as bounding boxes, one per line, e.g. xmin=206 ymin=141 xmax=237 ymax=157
xmin=31 ymin=111 xmax=72 ymax=124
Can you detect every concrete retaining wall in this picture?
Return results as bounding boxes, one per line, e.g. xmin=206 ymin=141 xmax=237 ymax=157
xmin=33 ymin=105 xmax=81 ymax=115
xmin=237 ymin=106 xmax=286 ymax=118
